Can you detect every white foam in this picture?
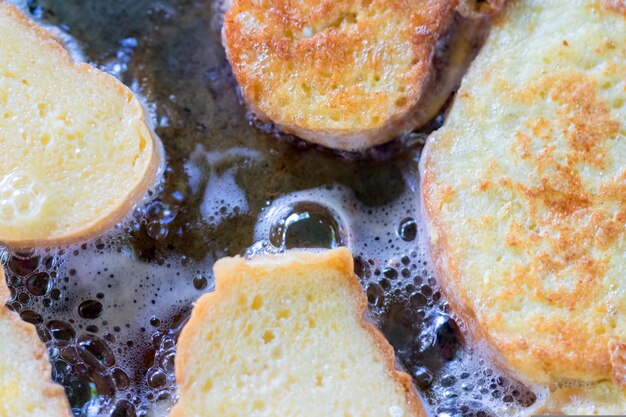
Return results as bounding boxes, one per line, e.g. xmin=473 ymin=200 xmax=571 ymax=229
xmin=210 ymin=0 xmax=230 ymax=31
xmin=4 ymin=237 xmax=214 ymax=416
xmin=0 ymin=171 xmax=45 ymax=223
xmin=253 ymin=182 xmax=417 ymax=258
xmin=186 ymin=145 xmax=262 ymax=227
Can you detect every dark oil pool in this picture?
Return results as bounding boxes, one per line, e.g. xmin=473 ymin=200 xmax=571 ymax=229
xmin=2 ymin=1 xmax=540 ymax=416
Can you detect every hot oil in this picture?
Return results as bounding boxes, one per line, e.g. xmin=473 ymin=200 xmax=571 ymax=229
xmin=3 ymin=1 xmax=543 ymax=416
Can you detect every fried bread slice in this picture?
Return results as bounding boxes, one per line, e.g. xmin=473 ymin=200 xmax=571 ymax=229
xmin=170 ymin=248 xmax=425 ymax=417
xmin=0 ymin=267 xmax=72 ymax=416
xmin=223 ymin=0 xmax=480 ymax=151
xmin=421 ymin=0 xmax=626 ymax=411
xmin=0 ymin=1 xmax=160 ymax=246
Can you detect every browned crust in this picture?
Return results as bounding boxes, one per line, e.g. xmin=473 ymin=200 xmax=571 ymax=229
xmin=420 ymin=134 xmax=615 ymax=386
xmin=222 ymin=0 xmax=461 ymax=151
xmin=171 ymin=248 xmax=426 ymax=417
xmin=420 ymin=134 xmax=612 ymax=386
xmin=0 ymin=267 xmax=72 ymax=416
xmin=419 ymin=70 xmax=626 ymax=384
xmin=458 ymin=0 xmax=506 ymax=17
xmin=418 ymin=0 xmax=626 ymax=385
xmin=0 ymin=1 xmax=161 ymax=248
xmin=602 ymin=0 xmax=626 ymax=15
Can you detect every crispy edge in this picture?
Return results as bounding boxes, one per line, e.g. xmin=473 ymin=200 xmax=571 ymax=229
xmin=0 ymin=267 xmax=72 ymax=416
xmin=221 ymin=0 xmax=460 ymax=151
xmin=418 ymin=129 xmax=540 ymax=379
xmin=0 ymin=1 xmax=162 ymax=248
xmin=170 ymin=248 xmax=426 ymax=417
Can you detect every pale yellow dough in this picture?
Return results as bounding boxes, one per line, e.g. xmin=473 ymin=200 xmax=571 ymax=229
xmin=0 ymin=1 xmax=160 ymax=247
xmin=170 ymin=248 xmax=426 ymax=417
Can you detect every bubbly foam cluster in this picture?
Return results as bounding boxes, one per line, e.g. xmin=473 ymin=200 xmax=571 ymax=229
xmin=0 ymin=171 xmax=45 ymax=224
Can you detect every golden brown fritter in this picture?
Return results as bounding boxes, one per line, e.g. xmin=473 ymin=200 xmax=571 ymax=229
xmin=421 ymin=0 xmax=626 ymax=412
xmin=223 ymin=0 xmax=462 ymax=151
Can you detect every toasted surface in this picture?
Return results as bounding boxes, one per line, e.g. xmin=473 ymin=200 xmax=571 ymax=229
xmin=421 ymin=0 xmax=626 ymax=407
xmin=170 ymin=248 xmax=425 ymax=417
xmin=0 ymin=1 xmax=159 ymax=246
xmin=223 ymin=0 xmax=462 ymax=151
xmin=0 ymin=267 xmax=72 ymax=417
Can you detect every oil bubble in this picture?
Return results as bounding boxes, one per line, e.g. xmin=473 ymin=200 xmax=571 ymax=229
xmin=25 ymin=272 xmax=52 ymax=296
xmin=20 ymin=309 xmax=44 ymax=325
xmin=192 ymin=274 xmax=208 ymax=290
xmin=268 ymin=203 xmax=346 ymax=250
xmin=78 ymin=300 xmax=104 ymax=320
xmin=398 ymin=217 xmax=417 ymax=241
xmin=48 ymin=320 xmax=77 ymax=341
